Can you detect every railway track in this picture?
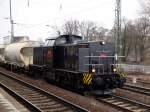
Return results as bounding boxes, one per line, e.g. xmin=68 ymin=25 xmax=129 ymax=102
xmin=0 ymin=72 xmax=88 ymax=112
xmin=127 ymin=78 xmax=150 ymax=88
xmin=97 ymin=94 xmax=150 ymax=112
xmin=138 ymin=79 xmax=150 ymax=87
xmin=123 ymin=84 xmax=150 ymax=96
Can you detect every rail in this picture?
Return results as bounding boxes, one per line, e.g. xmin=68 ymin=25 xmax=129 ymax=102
xmin=0 ymin=71 xmax=88 ymax=112
xmin=97 ymin=94 xmax=150 ymax=112
xmin=123 ymin=84 xmax=150 ymax=96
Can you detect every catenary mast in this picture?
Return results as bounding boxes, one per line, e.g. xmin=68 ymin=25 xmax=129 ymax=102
xmin=9 ymin=0 xmax=14 ymax=43
xmin=114 ymin=0 xmax=121 ymax=56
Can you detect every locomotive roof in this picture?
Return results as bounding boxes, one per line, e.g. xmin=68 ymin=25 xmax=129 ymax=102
xmin=79 ymin=40 xmax=105 ymax=43
xmin=45 ymin=35 xmax=83 ymax=46
xmin=46 ymin=35 xmax=82 ymax=40
xmin=45 ymin=34 xmax=110 ymax=47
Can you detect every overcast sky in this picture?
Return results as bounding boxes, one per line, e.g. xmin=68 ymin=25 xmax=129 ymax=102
xmin=0 ymin=0 xmax=140 ymax=42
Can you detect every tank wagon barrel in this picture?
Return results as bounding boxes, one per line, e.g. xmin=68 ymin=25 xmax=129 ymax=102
xmin=4 ymin=41 xmax=40 ymax=68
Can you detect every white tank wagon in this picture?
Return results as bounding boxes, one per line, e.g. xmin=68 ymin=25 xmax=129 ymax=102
xmin=4 ymin=41 xmax=40 ymax=67
xmin=0 ymin=44 xmax=7 ymax=62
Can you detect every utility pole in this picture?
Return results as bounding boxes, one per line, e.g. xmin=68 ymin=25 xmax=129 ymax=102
xmin=9 ymin=0 xmax=14 ymax=43
xmin=114 ymin=0 xmax=121 ymax=57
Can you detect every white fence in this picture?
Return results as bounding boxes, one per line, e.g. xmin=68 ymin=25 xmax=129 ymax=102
xmin=117 ymin=64 xmax=150 ymax=74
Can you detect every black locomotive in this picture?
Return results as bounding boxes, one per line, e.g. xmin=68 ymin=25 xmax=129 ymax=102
xmin=29 ymin=35 xmax=126 ymax=94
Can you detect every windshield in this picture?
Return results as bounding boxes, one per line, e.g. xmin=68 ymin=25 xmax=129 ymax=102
xmin=45 ymin=39 xmax=55 ymax=46
xmin=71 ymin=36 xmax=83 ymax=43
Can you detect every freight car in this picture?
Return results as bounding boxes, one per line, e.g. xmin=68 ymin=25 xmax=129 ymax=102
xmin=29 ymin=35 xmax=126 ymax=95
xmin=0 ymin=44 xmax=6 ymax=62
xmin=3 ymin=40 xmax=40 ymax=71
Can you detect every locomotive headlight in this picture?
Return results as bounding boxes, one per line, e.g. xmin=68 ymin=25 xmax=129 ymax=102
xmin=92 ymin=68 xmax=96 ymax=73
xmin=102 ymin=41 xmax=105 ymax=45
xmin=113 ymin=68 xmax=117 ymax=72
xmin=100 ymin=41 xmax=105 ymax=45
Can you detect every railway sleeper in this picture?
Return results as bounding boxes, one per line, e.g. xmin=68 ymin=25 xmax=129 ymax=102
xmin=27 ymin=97 xmax=48 ymax=101
xmin=131 ymin=106 xmax=142 ymax=112
xmin=15 ymin=89 xmax=39 ymax=93
xmin=112 ymin=101 xmax=125 ymax=105
xmin=1 ymin=88 xmax=36 ymax=94
xmin=114 ymin=102 xmax=148 ymax=112
xmin=16 ymin=87 xmax=36 ymax=91
xmin=127 ymin=106 xmax=143 ymax=111
xmin=135 ymin=109 xmax=149 ymax=112
xmin=7 ymin=85 xmax=31 ymax=89
xmin=22 ymin=94 xmax=44 ymax=98
xmin=39 ymin=106 xmax=69 ymax=112
xmin=43 ymin=108 xmax=72 ymax=112
xmin=17 ymin=92 xmax=40 ymax=96
xmin=19 ymin=91 xmax=42 ymax=94
xmin=35 ymin=102 xmax=58 ymax=106
xmin=30 ymin=99 xmax=52 ymax=103
xmin=24 ymin=95 xmax=47 ymax=99
xmin=13 ymin=89 xmax=36 ymax=93
xmin=47 ymin=107 xmax=71 ymax=112
xmin=37 ymin=103 xmax=62 ymax=108
xmin=34 ymin=101 xmax=58 ymax=107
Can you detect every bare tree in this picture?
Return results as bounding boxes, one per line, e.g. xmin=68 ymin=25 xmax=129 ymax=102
xmin=96 ymin=27 xmax=108 ymax=40
xmin=121 ymin=19 xmax=133 ymax=61
xmin=135 ymin=17 xmax=150 ymax=62
xmin=62 ymin=20 xmax=79 ymax=35
xmin=62 ymin=20 xmax=108 ymax=41
xmin=140 ymin=0 xmax=150 ymax=17
xmin=120 ymin=17 xmax=150 ymax=63
xmin=78 ymin=21 xmax=97 ymax=40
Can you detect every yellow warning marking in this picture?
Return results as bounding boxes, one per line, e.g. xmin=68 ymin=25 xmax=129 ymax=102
xmin=86 ymin=75 xmax=91 ymax=82
xmin=87 ymin=78 xmax=92 ymax=85
xmin=115 ymin=68 xmax=128 ymax=78
xmin=83 ymin=73 xmax=92 ymax=85
xmin=118 ymin=72 xmax=127 ymax=77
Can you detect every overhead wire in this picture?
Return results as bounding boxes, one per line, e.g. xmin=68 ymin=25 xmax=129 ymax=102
xmin=0 ymin=0 xmax=114 ymax=36
xmin=15 ymin=0 xmax=114 ymax=29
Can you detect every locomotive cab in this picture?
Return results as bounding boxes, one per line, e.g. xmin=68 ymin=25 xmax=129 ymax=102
xmin=81 ymin=41 xmax=126 ymax=94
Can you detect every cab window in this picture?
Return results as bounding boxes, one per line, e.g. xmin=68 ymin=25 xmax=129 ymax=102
xmin=55 ymin=37 xmax=67 ymax=45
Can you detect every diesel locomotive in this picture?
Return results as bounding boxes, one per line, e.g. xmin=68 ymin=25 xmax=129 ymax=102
xmin=29 ymin=35 xmax=126 ymax=94
xmin=1 ymin=35 xmax=126 ymax=95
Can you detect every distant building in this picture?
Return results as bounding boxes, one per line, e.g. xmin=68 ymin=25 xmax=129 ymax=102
xmin=2 ymin=36 xmax=30 ymax=44
xmin=3 ymin=36 xmax=10 ymax=45
xmin=13 ymin=36 xmax=29 ymax=43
